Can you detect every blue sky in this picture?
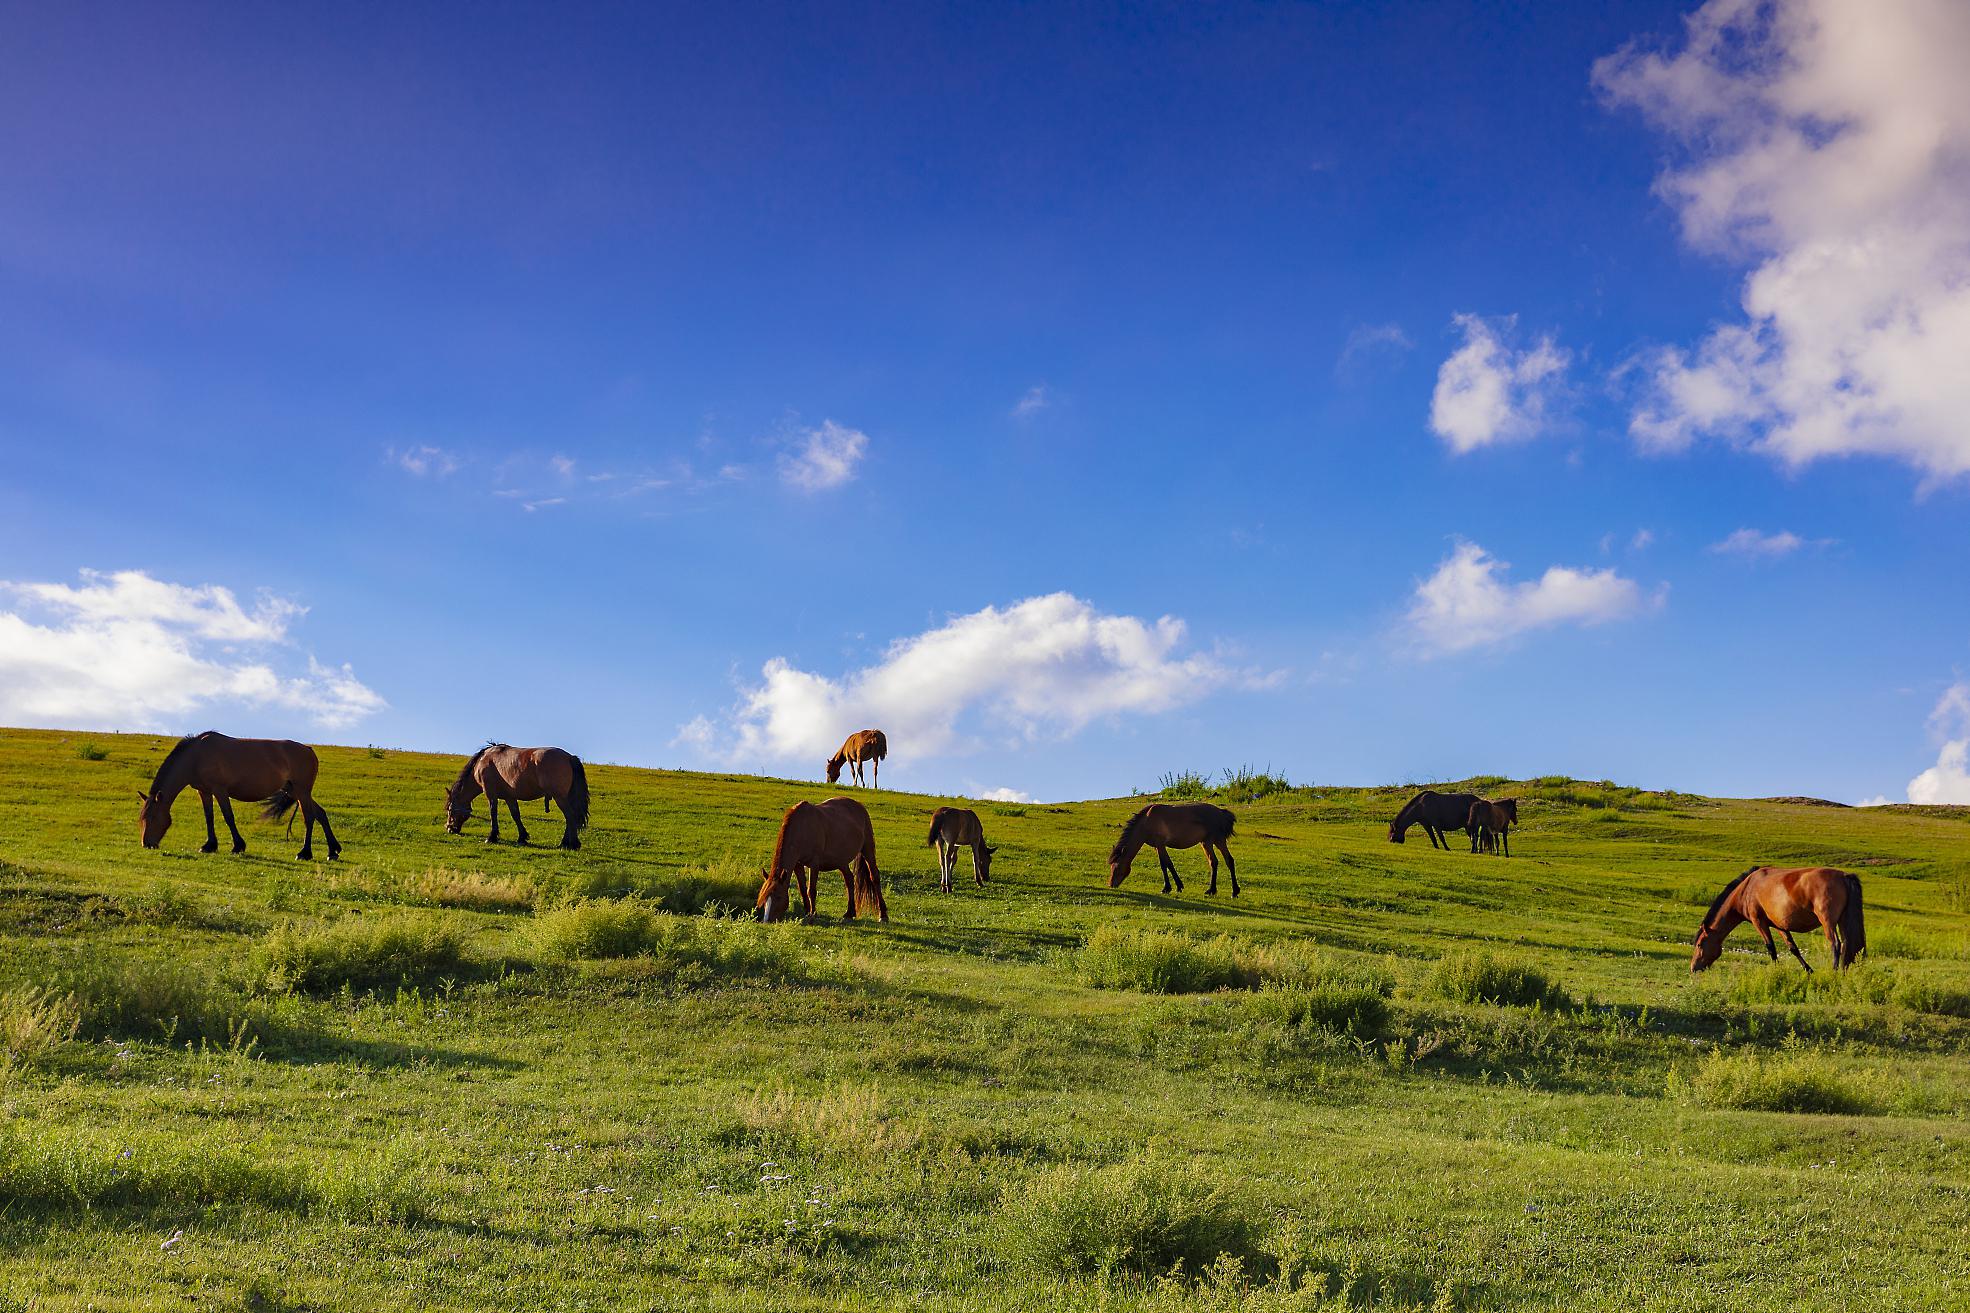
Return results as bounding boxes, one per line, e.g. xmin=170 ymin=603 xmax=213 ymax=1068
xmin=3 ymin=0 xmax=1968 ymax=805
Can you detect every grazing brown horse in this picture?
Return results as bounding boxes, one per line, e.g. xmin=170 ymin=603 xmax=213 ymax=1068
xmin=137 ymin=731 xmax=341 ymax=861
xmin=1467 ymin=798 xmax=1518 ymax=856
xmin=1108 ymin=802 xmax=1239 ymax=897
xmin=444 ymin=744 xmax=590 ymax=849
xmin=1691 ymin=866 xmax=1866 ymax=973
xmin=1387 ymin=791 xmax=1481 ymax=850
xmin=756 ymin=796 xmax=888 ymax=923
xmin=826 ymin=730 xmax=887 ymax=788
xmin=926 ymin=806 xmax=996 ymax=893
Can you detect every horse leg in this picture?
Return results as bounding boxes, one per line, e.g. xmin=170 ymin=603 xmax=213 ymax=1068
xmin=1501 ymin=828 xmax=1510 ymax=858
xmin=507 ymin=798 xmax=530 ymax=845
xmin=1202 ymin=842 xmax=1220 ymax=896
xmin=198 ymin=791 xmax=220 ymax=853
xmin=1220 ymin=841 xmax=1239 ymax=897
xmin=798 ymin=869 xmax=815 ymax=923
xmin=217 ymin=796 xmax=247 ymax=854
xmin=314 ymin=803 xmax=341 ymax=860
xmin=972 ymin=842 xmax=987 ymax=886
xmin=485 ymin=791 xmax=502 ymax=845
xmin=1750 ymin=912 xmax=1778 ymax=964
xmin=839 ymin=867 xmax=858 ymax=919
xmin=1780 ymin=929 xmax=1814 ymax=973
xmin=1823 ymin=915 xmax=1845 ymax=970
xmin=1424 ymin=824 xmax=1442 ymax=850
xmin=873 ymin=757 xmax=879 ymax=789
xmin=296 ymin=795 xmax=318 ymax=861
xmin=1159 ymin=847 xmax=1184 ymax=894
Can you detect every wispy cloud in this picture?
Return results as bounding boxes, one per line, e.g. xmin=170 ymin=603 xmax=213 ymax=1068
xmin=1011 ymin=386 xmax=1050 ymax=420
xmin=388 ymin=445 xmax=461 ymax=477
xmin=1405 ymin=541 xmax=1661 ymax=656
xmin=1598 ymin=0 xmax=1970 ymax=480
xmin=1429 ymin=315 xmax=1570 ymax=452
xmin=0 ymin=569 xmax=384 ymax=730
xmin=778 ymin=421 xmax=869 ymax=492
xmin=1708 ymin=528 xmax=1818 ymax=558
xmin=1337 ymin=322 xmax=1413 ymax=376
xmin=677 ymin=593 xmax=1257 ymax=767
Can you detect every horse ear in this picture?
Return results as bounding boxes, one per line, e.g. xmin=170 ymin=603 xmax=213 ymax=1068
xmin=986 ymin=845 xmax=999 ymax=854
xmin=136 ymin=790 xmax=147 ymax=802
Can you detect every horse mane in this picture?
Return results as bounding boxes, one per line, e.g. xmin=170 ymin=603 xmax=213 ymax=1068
xmin=449 ymin=744 xmax=497 ymax=795
xmin=150 ymin=731 xmax=216 ymax=792
xmin=1698 ymin=867 xmax=1759 ymax=935
xmin=1109 ymin=807 xmax=1152 ymax=863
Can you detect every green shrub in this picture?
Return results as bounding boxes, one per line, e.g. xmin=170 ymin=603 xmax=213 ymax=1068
xmin=73 ymin=742 xmax=109 ymax=761
xmin=1158 ymin=770 xmax=1213 ymax=800
xmin=252 ymin=912 xmax=470 ymax=995
xmin=0 ymin=987 xmax=81 ymax=1071
xmin=526 ymin=902 xmax=804 ymax=985
xmin=1670 ymin=1048 xmax=1879 ymax=1115
xmin=49 ymin=956 xmax=293 ymax=1048
xmin=1425 ymin=950 xmax=1569 ymax=1009
xmin=1000 ymin=1156 xmax=1259 ymax=1277
xmin=1245 ymin=979 xmax=1391 ymax=1037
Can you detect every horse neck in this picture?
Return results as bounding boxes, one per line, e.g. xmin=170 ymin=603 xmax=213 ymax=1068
xmin=148 ymin=746 xmax=197 ymax=801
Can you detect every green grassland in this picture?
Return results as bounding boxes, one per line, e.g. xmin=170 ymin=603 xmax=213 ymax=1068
xmin=2 ymin=727 xmax=1969 ymax=1311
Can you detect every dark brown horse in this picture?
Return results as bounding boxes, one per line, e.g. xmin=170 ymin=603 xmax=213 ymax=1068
xmin=1107 ymin=802 xmax=1238 ymax=896
xmin=137 ymin=731 xmax=341 ymax=861
xmin=756 ymin=795 xmax=888 ymax=923
xmin=1387 ymin=791 xmax=1480 ymax=850
xmin=826 ymin=729 xmax=887 ymax=787
xmin=926 ymin=806 xmax=995 ymax=892
xmin=1467 ymin=798 xmax=1518 ymax=856
xmin=444 ymin=744 xmax=590 ymax=849
xmin=1692 ymin=866 xmax=1866 ymax=972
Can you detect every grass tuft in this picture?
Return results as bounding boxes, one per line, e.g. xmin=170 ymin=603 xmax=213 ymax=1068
xmin=251 ymin=912 xmax=470 ymax=995
xmin=1670 ymin=1047 xmax=1880 ymax=1115
xmin=1424 ymin=950 xmax=1570 ymax=1009
xmin=0 ymin=986 xmax=81 ymax=1071
xmin=73 ymin=742 xmax=109 ymax=761
xmin=999 ymin=1155 xmax=1259 ymax=1277
xmin=525 ymin=901 xmax=805 ymax=986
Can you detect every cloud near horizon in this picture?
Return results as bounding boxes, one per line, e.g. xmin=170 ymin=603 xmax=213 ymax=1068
xmin=677 ymin=593 xmax=1257 ymax=767
xmin=1428 ymin=315 xmax=1570 ymax=453
xmin=1406 ymin=542 xmax=1660 ymax=656
xmin=0 ymin=570 xmax=385 ymax=731
xmin=1906 ymin=682 xmax=1970 ymax=805
xmin=1598 ymin=0 xmax=1970 ymax=479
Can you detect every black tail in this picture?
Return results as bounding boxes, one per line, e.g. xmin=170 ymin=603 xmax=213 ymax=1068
xmin=1841 ymin=874 xmax=1866 ymax=966
xmin=262 ymin=783 xmax=301 ymax=836
xmin=563 ymin=757 xmax=590 ymax=832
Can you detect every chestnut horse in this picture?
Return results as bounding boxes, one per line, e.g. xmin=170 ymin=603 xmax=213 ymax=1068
xmin=756 ymin=795 xmax=888 ymax=923
xmin=137 ymin=731 xmax=341 ymax=861
xmin=1108 ymin=802 xmax=1239 ymax=896
xmin=445 ymin=744 xmax=590 ymax=849
xmin=1467 ymin=798 xmax=1518 ymax=856
xmin=1691 ymin=866 xmax=1866 ymax=973
xmin=826 ymin=729 xmax=887 ymax=788
xmin=926 ymin=806 xmax=995 ymax=892
xmin=1387 ymin=791 xmax=1480 ymax=850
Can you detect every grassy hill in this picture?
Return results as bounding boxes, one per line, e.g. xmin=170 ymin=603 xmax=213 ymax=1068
xmin=2 ymin=726 xmax=1968 ymax=1311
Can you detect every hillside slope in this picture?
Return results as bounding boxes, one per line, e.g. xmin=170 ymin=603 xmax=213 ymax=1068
xmin=1 ymin=727 xmax=1968 ymax=1310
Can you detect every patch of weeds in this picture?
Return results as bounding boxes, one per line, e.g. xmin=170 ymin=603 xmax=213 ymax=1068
xmin=73 ymin=743 xmax=109 ymax=762
xmin=526 ymin=901 xmax=806 ymax=987
xmin=999 ymin=1154 xmax=1260 ymax=1278
xmin=0 ymin=987 xmax=81 ymax=1072
xmin=1669 ymin=1045 xmax=1882 ymax=1115
xmin=47 ymin=955 xmax=301 ymax=1049
xmin=1424 ymin=950 xmax=1570 ymax=1009
xmin=251 ymin=912 xmax=470 ymax=995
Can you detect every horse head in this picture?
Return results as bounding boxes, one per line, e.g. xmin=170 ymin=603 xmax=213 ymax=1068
xmin=1387 ymin=820 xmax=1406 ymax=843
xmin=1690 ymin=919 xmax=1727 ymax=972
xmin=443 ymin=780 xmax=475 ymax=834
xmin=825 ymin=756 xmax=843 ymax=784
xmin=756 ymin=868 xmax=793 ymax=923
xmin=978 ymin=844 xmax=997 ymax=883
xmin=137 ymin=790 xmax=171 ymax=848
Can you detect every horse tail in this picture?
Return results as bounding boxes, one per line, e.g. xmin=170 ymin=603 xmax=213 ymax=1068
xmin=261 ymin=784 xmax=299 ymax=824
xmin=927 ymin=810 xmax=943 ymax=847
xmin=1216 ymin=807 xmax=1236 ymax=840
xmin=563 ymin=757 xmax=591 ymax=832
xmin=1841 ymin=874 xmax=1866 ymax=965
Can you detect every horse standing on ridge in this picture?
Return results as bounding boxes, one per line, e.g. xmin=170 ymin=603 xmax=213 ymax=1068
xmin=1691 ymin=866 xmax=1865 ymax=972
xmin=826 ymin=730 xmax=887 ymax=788
xmin=136 ymin=731 xmax=342 ymax=861
xmin=1387 ymin=791 xmax=1481 ymax=850
xmin=926 ymin=806 xmax=996 ymax=892
xmin=1107 ymin=802 xmax=1239 ymax=896
xmin=756 ymin=795 xmax=888 ymax=923
xmin=1467 ymin=798 xmax=1518 ymax=856
xmin=445 ymin=744 xmax=590 ymax=849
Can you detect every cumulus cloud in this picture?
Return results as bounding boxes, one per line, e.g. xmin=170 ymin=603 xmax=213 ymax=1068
xmin=779 ymin=421 xmax=869 ymax=491
xmin=1406 ymin=542 xmax=1660 ymax=656
xmin=972 ymin=785 xmax=1037 ymax=804
xmin=0 ymin=570 xmax=385 ymax=731
xmin=1011 ymin=386 xmax=1050 ymax=419
xmin=1709 ymin=528 xmax=1805 ymax=557
xmin=679 ymin=593 xmax=1245 ymax=766
xmin=1597 ymin=0 xmax=1970 ymax=479
xmin=1428 ymin=315 xmax=1570 ymax=452
xmin=389 ymin=445 xmax=460 ymax=477
xmin=1907 ymin=682 xmax=1970 ymax=804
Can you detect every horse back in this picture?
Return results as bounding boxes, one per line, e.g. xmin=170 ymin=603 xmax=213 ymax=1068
xmin=202 ymin=735 xmax=317 ymax=798
xmin=781 ymin=796 xmax=874 ymax=869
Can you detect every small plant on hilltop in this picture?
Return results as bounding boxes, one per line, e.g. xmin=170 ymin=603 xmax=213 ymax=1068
xmin=73 ymin=742 xmax=109 ymax=761
xmin=1425 ymin=950 xmax=1570 ymax=1009
xmin=1159 ymin=770 xmax=1213 ymax=800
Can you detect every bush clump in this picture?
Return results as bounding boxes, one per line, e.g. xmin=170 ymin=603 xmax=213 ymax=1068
xmin=526 ymin=901 xmax=804 ymax=985
xmin=999 ymin=1155 xmax=1259 ymax=1277
xmin=1425 ymin=950 xmax=1570 ymax=1009
xmin=1670 ymin=1047 xmax=1880 ymax=1115
xmin=252 ymin=912 xmax=470 ymax=995
xmin=1079 ymin=926 xmax=1353 ymax=995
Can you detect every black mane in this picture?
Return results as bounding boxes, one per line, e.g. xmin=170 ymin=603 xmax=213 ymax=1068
xmin=150 ymin=731 xmax=217 ymax=792
xmin=1109 ymin=806 xmax=1151 ymax=863
xmin=1698 ymin=868 xmax=1758 ymax=938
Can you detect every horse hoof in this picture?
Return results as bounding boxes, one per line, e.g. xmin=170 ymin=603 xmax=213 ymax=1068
xmin=200 ymin=842 xmax=218 ymax=854
xmin=231 ymin=843 xmax=247 ymax=855
xmin=297 ymin=849 xmax=313 ymax=861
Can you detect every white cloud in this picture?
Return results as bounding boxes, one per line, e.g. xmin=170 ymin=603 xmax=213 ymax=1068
xmin=389 ymin=445 xmax=460 ymax=477
xmin=778 ymin=421 xmax=869 ymax=492
xmin=1011 ymin=386 xmax=1050 ymax=419
xmin=679 ymin=593 xmax=1244 ymax=765
xmin=1632 ymin=529 xmax=1656 ymax=551
xmin=1339 ymin=322 xmax=1414 ymax=375
xmin=1406 ymin=542 xmax=1660 ymax=656
xmin=1598 ymin=0 xmax=1970 ymax=479
xmin=1429 ymin=315 xmax=1570 ymax=452
xmin=1907 ymin=682 xmax=1970 ymax=804
xmin=972 ymin=785 xmax=1037 ymax=804
xmin=0 ymin=569 xmax=385 ymax=731
xmin=1709 ymin=528 xmax=1806 ymax=557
